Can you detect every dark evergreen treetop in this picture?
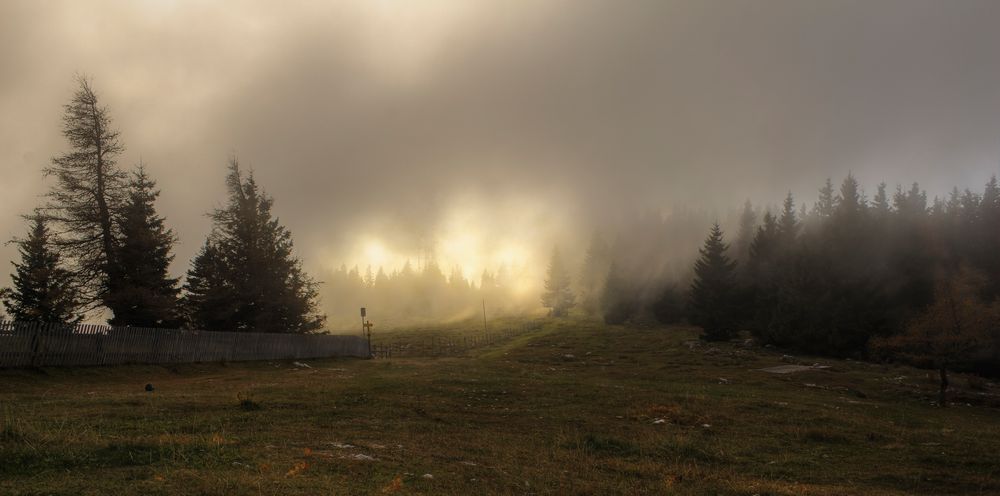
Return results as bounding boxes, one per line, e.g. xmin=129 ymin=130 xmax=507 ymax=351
xmin=689 ymin=223 xmax=738 ymax=341
xmin=106 ymin=165 xmax=180 ymax=327
xmin=778 ymin=192 xmax=798 ymax=241
xmin=814 ymin=178 xmax=835 ymax=219
xmin=734 ymin=200 xmax=757 ymax=262
xmin=873 ymin=182 xmax=891 ymax=219
xmin=748 ymin=212 xmax=779 ymax=266
xmin=836 ymin=173 xmax=865 ymax=220
xmin=1 ymin=213 xmax=82 ymax=324
xmin=893 ymin=183 xmax=927 ymax=219
xmin=183 ymin=159 xmax=325 ymax=333
xmin=181 ymin=240 xmax=234 ymax=332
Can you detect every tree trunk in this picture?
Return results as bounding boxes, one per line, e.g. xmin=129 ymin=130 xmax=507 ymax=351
xmin=938 ymin=365 xmax=948 ymax=408
xmin=91 ymin=102 xmax=119 ymax=315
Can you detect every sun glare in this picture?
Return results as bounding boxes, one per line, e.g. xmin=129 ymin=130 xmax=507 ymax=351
xmin=363 ymin=240 xmax=390 ymax=267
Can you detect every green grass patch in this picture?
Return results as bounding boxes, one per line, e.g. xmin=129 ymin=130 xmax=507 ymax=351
xmin=1 ymin=317 xmax=999 ymax=494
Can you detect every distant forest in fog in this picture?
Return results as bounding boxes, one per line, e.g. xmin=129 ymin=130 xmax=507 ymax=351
xmin=4 ymin=75 xmax=1000 ymax=381
xmin=598 ymin=174 xmax=1000 ymax=377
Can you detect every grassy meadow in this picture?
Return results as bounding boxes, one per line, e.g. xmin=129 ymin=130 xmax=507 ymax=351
xmin=1 ymin=318 xmax=998 ymax=495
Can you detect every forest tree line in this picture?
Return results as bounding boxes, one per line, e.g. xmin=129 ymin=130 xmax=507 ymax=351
xmin=321 ymin=260 xmax=531 ymax=329
xmin=573 ymin=174 xmax=1000 ymax=380
xmin=1 ymin=77 xmax=324 ymax=333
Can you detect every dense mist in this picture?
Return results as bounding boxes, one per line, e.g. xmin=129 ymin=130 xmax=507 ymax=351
xmin=4 ymin=1 xmax=1000 ymax=325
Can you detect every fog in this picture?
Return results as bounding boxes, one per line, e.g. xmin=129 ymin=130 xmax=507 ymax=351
xmin=3 ymin=1 xmax=1000 ymax=325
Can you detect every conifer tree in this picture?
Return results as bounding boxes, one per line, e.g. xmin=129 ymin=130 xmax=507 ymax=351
xmin=183 ymin=159 xmax=325 ymax=333
xmin=734 ymin=200 xmax=757 ymax=263
xmin=978 ymin=175 xmax=1000 ymax=293
xmin=181 ymin=240 xmax=234 ymax=331
xmin=814 ymin=178 xmax=835 ymax=219
xmin=893 ymin=183 xmax=927 ymax=219
xmin=873 ymin=182 xmax=891 ymax=219
xmin=107 ymin=165 xmax=180 ymax=327
xmin=750 ymin=213 xmax=779 ymax=257
xmin=689 ymin=223 xmax=738 ymax=341
xmin=743 ymin=212 xmax=781 ymax=335
xmin=43 ymin=76 xmax=127 ymax=313
xmin=836 ymin=173 xmax=865 ymax=220
xmin=778 ymin=193 xmax=798 ymax=242
xmin=1 ymin=213 xmax=82 ymax=323
xmin=541 ymin=246 xmax=575 ymax=317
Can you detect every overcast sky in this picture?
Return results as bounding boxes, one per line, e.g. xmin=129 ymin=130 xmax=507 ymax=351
xmin=3 ymin=0 xmax=1000 ymax=288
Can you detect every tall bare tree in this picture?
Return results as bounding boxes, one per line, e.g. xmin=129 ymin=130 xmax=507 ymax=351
xmin=43 ymin=76 xmax=127 ymax=314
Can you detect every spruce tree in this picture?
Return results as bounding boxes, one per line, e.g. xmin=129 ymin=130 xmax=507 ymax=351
xmin=183 ymin=159 xmax=325 ymax=333
xmin=873 ymin=182 xmax=891 ymax=219
xmin=106 ymin=165 xmax=181 ymax=327
xmin=978 ymin=175 xmax=1000 ymax=295
xmin=734 ymin=200 xmax=757 ymax=263
xmin=181 ymin=240 xmax=234 ymax=331
xmin=541 ymin=246 xmax=575 ymax=317
xmin=744 ymin=212 xmax=780 ymax=336
xmin=778 ymin=192 xmax=798 ymax=242
xmin=814 ymin=178 xmax=835 ymax=219
xmin=43 ymin=76 xmax=127 ymax=313
xmin=1 ymin=213 xmax=82 ymax=323
xmin=836 ymin=173 xmax=865 ymax=220
xmin=689 ymin=223 xmax=738 ymax=341
xmin=749 ymin=213 xmax=779 ymax=264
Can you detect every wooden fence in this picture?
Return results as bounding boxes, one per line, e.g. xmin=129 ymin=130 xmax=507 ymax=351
xmin=0 ymin=320 xmax=370 ymax=368
xmin=370 ymin=322 xmax=540 ymax=358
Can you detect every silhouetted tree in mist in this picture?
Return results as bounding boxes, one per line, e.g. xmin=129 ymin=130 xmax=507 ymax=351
xmin=814 ymin=177 xmax=835 ymax=219
xmin=600 ymin=261 xmax=634 ymax=324
xmin=689 ymin=223 xmax=738 ymax=341
xmin=181 ymin=159 xmax=324 ymax=333
xmin=181 ymin=240 xmax=234 ymax=331
xmin=106 ymin=165 xmax=180 ymax=327
xmin=1 ymin=213 xmax=82 ymax=323
xmin=733 ymin=200 xmax=757 ymax=263
xmin=43 ymin=76 xmax=127 ymax=314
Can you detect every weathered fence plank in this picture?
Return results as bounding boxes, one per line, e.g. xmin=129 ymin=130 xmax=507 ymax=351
xmin=0 ymin=319 xmax=369 ymax=368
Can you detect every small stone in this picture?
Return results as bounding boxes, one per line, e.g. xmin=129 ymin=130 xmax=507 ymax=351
xmin=421 ymin=473 xmax=434 ymax=479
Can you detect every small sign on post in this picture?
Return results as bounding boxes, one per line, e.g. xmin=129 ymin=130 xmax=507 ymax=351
xmin=361 ymin=307 xmax=372 ymax=357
